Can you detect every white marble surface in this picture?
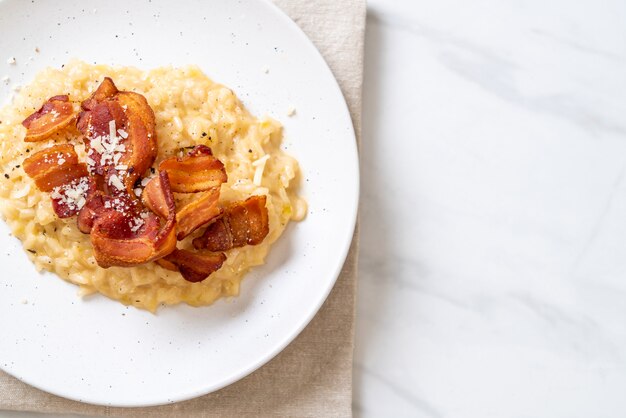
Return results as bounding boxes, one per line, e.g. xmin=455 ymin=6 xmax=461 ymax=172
xmin=354 ymin=0 xmax=626 ymax=417
xmin=3 ymin=0 xmax=626 ymax=417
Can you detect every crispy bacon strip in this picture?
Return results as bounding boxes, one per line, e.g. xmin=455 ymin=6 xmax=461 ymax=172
xmin=22 ymin=144 xmax=88 ymax=192
xmin=90 ymin=171 xmax=177 ymax=267
xmin=175 ymin=188 xmax=222 ymax=240
xmin=22 ymin=95 xmax=76 ymax=142
xmin=159 ymin=145 xmax=227 ymax=193
xmin=193 ymin=195 xmax=269 ymax=252
xmin=144 ymin=146 xmax=225 ymax=240
xmin=141 ymin=175 xmax=169 ymax=218
xmin=156 ymin=249 xmax=226 ymax=283
xmin=77 ymin=77 xmax=157 ymax=195
xmin=143 ymin=178 xmax=222 ymax=240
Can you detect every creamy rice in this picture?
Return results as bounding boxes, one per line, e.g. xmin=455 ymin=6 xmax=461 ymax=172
xmin=0 ymin=60 xmax=305 ymax=311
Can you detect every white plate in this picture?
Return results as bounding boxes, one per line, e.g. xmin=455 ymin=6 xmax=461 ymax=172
xmin=0 ymin=0 xmax=358 ymax=407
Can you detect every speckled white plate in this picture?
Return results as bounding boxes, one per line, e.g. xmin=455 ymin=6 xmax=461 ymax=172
xmin=0 ymin=0 xmax=358 ymax=407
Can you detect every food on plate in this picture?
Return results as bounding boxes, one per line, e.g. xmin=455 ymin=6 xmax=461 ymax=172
xmin=0 ymin=60 xmax=306 ymax=311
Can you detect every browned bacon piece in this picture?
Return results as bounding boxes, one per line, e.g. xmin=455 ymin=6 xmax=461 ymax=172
xmin=158 ymin=145 xmax=227 ymax=193
xmin=141 ymin=175 xmax=170 ymax=218
xmin=77 ymin=77 xmax=158 ymax=196
xmin=143 ymin=146 xmax=226 ymax=240
xmin=175 ymin=188 xmax=222 ymax=240
xmin=156 ymin=249 xmax=226 ymax=283
xmin=193 ymin=195 xmax=269 ymax=252
xmin=22 ymin=144 xmax=88 ymax=192
xmin=143 ymin=176 xmax=223 ymax=241
xmin=89 ymin=171 xmax=177 ymax=268
xmin=22 ymin=95 xmax=76 ymax=142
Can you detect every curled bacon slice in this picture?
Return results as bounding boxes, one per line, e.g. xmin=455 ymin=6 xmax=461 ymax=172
xmin=193 ymin=195 xmax=269 ymax=252
xmin=175 ymin=188 xmax=222 ymax=240
xmin=90 ymin=171 xmax=177 ymax=268
xmin=144 ymin=146 xmax=226 ymax=240
xmin=22 ymin=95 xmax=76 ymax=142
xmin=143 ymin=177 xmax=222 ymax=241
xmin=156 ymin=249 xmax=226 ymax=283
xmin=22 ymin=144 xmax=88 ymax=192
xmin=141 ymin=175 xmax=169 ymax=218
xmin=77 ymin=77 xmax=157 ymax=196
xmin=159 ymin=145 xmax=227 ymax=193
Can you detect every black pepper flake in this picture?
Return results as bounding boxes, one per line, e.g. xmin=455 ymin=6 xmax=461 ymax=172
xmin=15 ymin=165 xmax=20 ymax=168
xmin=150 ymin=167 xmax=156 ymax=174
xmin=25 ymin=149 xmax=30 ymax=153
xmin=248 ymin=149 xmax=252 ymax=153
xmin=3 ymin=174 xmax=8 ymax=179
xmin=202 ymin=132 xmax=207 ymax=137
xmin=27 ymin=249 xmax=36 ymax=254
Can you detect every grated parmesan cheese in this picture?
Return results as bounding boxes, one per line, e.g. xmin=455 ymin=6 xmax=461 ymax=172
xmin=129 ymin=217 xmax=145 ymax=233
xmin=91 ymin=137 xmax=104 ymax=153
xmin=108 ymin=174 xmax=124 ymax=191
xmin=50 ymin=177 xmax=90 ymax=212
xmin=252 ymin=155 xmax=270 ymax=186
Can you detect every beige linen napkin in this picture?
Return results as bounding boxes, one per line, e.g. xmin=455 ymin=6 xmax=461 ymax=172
xmin=0 ymin=0 xmax=364 ymax=416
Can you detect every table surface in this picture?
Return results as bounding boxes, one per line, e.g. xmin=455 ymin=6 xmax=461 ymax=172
xmin=354 ymin=0 xmax=626 ymax=417
xmin=3 ymin=0 xmax=626 ymax=417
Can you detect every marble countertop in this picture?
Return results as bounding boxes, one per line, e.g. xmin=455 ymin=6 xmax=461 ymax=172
xmin=354 ymin=0 xmax=626 ymax=416
xmin=3 ymin=0 xmax=625 ymax=417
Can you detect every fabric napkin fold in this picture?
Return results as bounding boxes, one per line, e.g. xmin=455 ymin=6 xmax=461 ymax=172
xmin=0 ymin=0 xmax=365 ymax=416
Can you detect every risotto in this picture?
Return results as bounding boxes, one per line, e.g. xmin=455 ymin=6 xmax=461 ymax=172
xmin=0 ymin=60 xmax=306 ymax=311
